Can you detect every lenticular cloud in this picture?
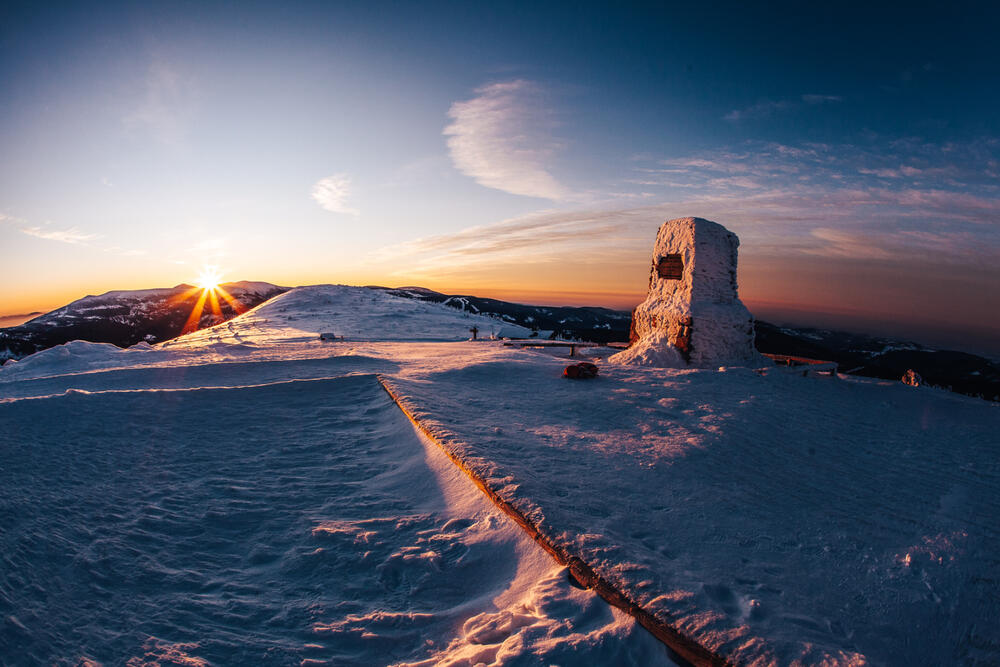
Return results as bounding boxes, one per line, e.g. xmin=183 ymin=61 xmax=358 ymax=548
xmin=444 ymin=80 xmax=569 ymax=200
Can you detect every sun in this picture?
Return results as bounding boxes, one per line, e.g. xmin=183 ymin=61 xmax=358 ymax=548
xmin=178 ymin=266 xmax=245 ymax=334
xmin=196 ymin=266 xmax=223 ymax=291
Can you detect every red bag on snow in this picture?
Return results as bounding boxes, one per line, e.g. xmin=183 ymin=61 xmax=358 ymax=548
xmin=563 ymin=362 xmax=598 ymax=379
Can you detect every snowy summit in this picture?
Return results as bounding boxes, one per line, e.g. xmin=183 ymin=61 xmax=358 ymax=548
xmin=1 ymin=278 xmax=998 ymax=666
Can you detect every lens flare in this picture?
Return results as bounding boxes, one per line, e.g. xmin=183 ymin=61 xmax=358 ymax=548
xmin=197 ymin=266 xmax=223 ymax=291
xmin=174 ymin=267 xmax=246 ymax=334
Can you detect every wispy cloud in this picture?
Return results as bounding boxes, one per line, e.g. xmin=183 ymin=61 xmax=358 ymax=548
xmin=124 ymin=60 xmax=195 ymax=144
xmin=20 ymin=225 xmax=97 ymax=245
xmin=808 ymin=228 xmax=893 ymax=259
xmin=857 ymin=165 xmax=960 ymax=180
xmin=102 ymin=245 xmax=147 ymax=257
xmin=2 ymin=213 xmax=155 ymax=255
xmin=725 ymin=94 xmax=842 ymax=121
xmin=186 ymin=237 xmax=229 ymax=260
xmin=444 ymin=80 xmax=570 ymax=200
xmin=312 ymin=174 xmax=359 ymax=215
xmin=724 ymin=100 xmax=793 ymax=122
xmin=368 ymin=135 xmax=1000 ymax=284
xmin=374 ymin=207 xmax=645 ymax=266
xmin=802 ymin=94 xmax=843 ymax=105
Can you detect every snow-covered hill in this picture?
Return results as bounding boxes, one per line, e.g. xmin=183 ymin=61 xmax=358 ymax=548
xmin=370 ymin=285 xmax=633 ymax=343
xmin=1 ymin=283 xmax=997 ymax=665
xmin=172 ymin=284 xmax=533 ymax=348
xmin=0 ymin=281 xmax=287 ymax=360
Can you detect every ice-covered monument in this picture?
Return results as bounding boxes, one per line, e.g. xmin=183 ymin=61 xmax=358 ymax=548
xmin=611 ymin=217 xmax=762 ymax=367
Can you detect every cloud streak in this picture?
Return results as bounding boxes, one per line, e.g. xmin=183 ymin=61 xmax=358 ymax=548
xmin=124 ymin=61 xmax=195 ymax=144
xmin=444 ymin=80 xmax=570 ymax=200
xmin=370 ymin=135 xmax=1000 ymax=286
xmin=20 ymin=225 xmax=97 ymax=245
xmin=725 ymin=94 xmax=842 ymax=121
xmin=312 ymin=174 xmax=359 ymax=215
xmin=2 ymin=213 xmax=153 ymax=255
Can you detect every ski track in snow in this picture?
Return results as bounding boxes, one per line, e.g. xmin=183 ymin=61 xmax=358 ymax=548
xmin=1 ymin=284 xmax=999 ymax=665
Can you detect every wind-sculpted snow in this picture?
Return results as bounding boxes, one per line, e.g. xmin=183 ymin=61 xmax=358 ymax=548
xmin=0 ymin=355 xmax=399 ymax=400
xmin=388 ymin=357 xmax=1000 ymax=665
xmin=0 ymin=374 xmax=674 ymax=665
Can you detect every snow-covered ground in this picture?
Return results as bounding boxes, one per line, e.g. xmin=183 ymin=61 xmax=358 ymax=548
xmin=2 ymin=284 xmax=998 ymax=665
xmin=388 ymin=356 xmax=1000 ymax=664
xmin=0 ymin=374 xmax=673 ymax=665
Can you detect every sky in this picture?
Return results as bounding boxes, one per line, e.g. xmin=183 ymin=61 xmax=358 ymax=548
xmin=2 ymin=1 xmax=999 ymax=354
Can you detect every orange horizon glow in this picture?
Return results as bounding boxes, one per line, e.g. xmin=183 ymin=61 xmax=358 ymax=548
xmin=4 ymin=264 xmax=998 ymax=358
xmin=6 ymin=274 xmax=998 ymax=324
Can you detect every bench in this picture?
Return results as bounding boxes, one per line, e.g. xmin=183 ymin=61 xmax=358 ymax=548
xmin=502 ymin=340 xmax=604 ymax=357
xmin=762 ymin=353 xmax=838 ymax=377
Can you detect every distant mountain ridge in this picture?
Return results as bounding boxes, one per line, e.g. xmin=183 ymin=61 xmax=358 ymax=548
xmin=753 ymin=321 xmax=1000 ymax=401
xmin=0 ymin=312 xmax=43 ymax=328
xmin=3 ymin=282 xmax=996 ymax=401
xmin=374 ymin=286 xmax=1000 ymax=402
xmin=368 ymin=286 xmax=633 ymax=344
xmin=0 ymin=281 xmax=287 ymax=361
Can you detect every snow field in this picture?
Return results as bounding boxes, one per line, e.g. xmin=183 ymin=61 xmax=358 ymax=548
xmin=3 ymin=283 xmax=998 ymax=665
xmin=386 ymin=352 xmax=1000 ymax=665
xmin=0 ymin=372 xmax=675 ymax=666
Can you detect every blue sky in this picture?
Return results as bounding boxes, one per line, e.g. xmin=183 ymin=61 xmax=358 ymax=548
xmin=2 ymin=1 xmax=998 ymax=353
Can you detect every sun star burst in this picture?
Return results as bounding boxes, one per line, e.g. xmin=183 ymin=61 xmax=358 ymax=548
xmin=197 ymin=266 xmax=223 ymax=291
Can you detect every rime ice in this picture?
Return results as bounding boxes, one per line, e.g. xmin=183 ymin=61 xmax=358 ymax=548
xmin=613 ymin=217 xmax=762 ymax=367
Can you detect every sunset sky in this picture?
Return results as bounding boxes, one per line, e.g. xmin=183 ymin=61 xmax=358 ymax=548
xmin=2 ymin=2 xmax=998 ymax=354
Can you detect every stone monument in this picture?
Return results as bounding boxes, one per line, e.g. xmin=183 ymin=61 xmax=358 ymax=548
xmin=611 ymin=217 xmax=762 ymax=367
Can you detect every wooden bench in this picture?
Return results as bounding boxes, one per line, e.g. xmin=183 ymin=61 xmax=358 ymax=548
xmin=502 ymin=340 xmax=605 ymax=357
xmin=763 ymin=353 xmax=838 ymax=377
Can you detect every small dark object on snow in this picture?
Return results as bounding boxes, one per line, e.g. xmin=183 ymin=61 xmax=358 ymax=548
xmin=902 ymin=369 xmax=923 ymax=387
xmin=470 ymin=326 xmax=479 ymax=340
xmin=564 ymin=362 xmax=599 ymax=379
